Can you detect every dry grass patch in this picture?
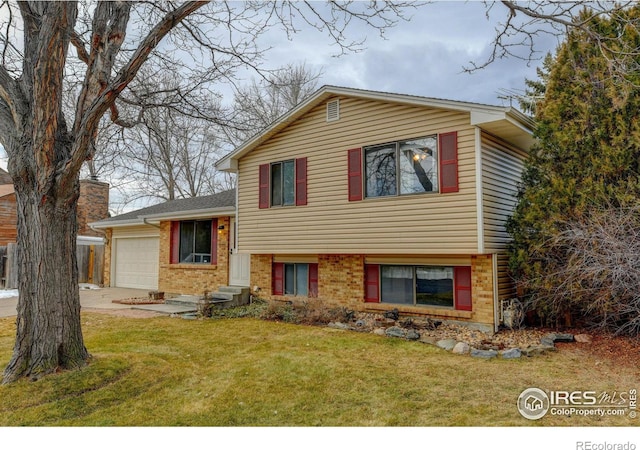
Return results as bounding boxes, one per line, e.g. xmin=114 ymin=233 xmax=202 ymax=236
xmin=0 ymin=314 xmax=637 ymax=426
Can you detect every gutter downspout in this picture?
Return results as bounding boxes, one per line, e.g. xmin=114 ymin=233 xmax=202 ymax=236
xmin=474 ymin=126 xmax=485 ymax=254
xmin=143 ymin=218 xmax=161 ymax=229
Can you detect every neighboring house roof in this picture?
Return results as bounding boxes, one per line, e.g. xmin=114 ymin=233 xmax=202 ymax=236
xmin=0 ymin=184 xmax=14 ymax=198
xmin=216 ymin=85 xmax=535 ymax=171
xmin=0 ymin=168 xmax=12 ymax=185
xmin=90 ymin=189 xmax=236 ymax=228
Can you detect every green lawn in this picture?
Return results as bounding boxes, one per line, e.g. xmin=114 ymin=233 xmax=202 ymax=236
xmin=0 ymin=313 xmax=637 ymax=426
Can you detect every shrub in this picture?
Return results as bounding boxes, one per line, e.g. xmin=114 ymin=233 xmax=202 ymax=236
xmin=525 ymin=205 xmax=640 ymax=336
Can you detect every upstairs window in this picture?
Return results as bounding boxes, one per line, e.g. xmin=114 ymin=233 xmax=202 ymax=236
xmin=348 ymin=131 xmax=458 ymax=202
xmin=259 ymin=158 xmax=307 ymax=209
xmin=271 ymin=160 xmax=295 ymax=206
xmin=365 ymin=136 xmax=438 ymax=198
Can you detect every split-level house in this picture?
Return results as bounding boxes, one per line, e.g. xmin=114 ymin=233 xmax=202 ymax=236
xmin=216 ymin=86 xmax=533 ymax=332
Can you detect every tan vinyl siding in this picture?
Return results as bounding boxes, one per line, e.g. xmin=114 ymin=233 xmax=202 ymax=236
xmin=238 ymin=96 xmax=478 ymax=254
xmin=480 ymin=132 xmax=527 ymax=252
xmin=496 ymin=252 xmax=515 ymax=300
xmin=480 ymin=132 xmax=527 ymax=302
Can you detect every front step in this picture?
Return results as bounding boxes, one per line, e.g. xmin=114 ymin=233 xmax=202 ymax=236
xmin=165 ymin=295 xmax=202 ymax=307
xmin=214 ymin=286 xmax=251 ymax=307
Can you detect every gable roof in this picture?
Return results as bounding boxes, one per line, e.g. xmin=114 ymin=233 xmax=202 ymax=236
xmin=90 ymin=189 xmax=235 ymax=229
xmin=216 ymin=85 xmax=535 ymax=171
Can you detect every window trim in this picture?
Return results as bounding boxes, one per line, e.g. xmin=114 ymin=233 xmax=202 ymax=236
xmin=363 ymin=135 xmax=439 ymax=199
xmin=270 ymin=160 xmax=295 ymax=207
xmin=366 ymin=264 xmax=471 ymax=311
xmin=259 ymin=157 xmax=308 ymax=209
xmin=272 ymin=262 xmax=318 ymax=297
xmin=169 ymin=219 xmax=218 ymax=265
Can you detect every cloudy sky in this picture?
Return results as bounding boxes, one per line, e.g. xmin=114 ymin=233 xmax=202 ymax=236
xmin=1 ymin=2 xmax=563 ymax=191
xmin=254 ymin=1 xmax=561 ymax=107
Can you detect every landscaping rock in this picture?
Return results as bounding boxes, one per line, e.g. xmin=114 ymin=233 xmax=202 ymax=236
xmin=521 ymin=345 xmax=556 ymax=357
xmin=470 ymin=348 xmax=498 ymax=359
xmin=385 ymin=326 xmax=407 ymax=338
xmin=383 ymin=308 xmax=400 ymax=320
xmin=406 ymin=330 xmax=420 ymax=341
xmin=328 ymin=322 xmax=350 ymax=330
xmin=452 ymin=342 xmax=470 ymax=355
xmin=542 ymin=332 xmax=575 ymax=346
xmin=436 ymin=338 xmax=458 ymax=351
xmin=419 ymin=335 xmax=439 ymax=345
xmin=540 ymin=335 xmax=556 ymax=347
xmin=574 ymin=333 xmax=592 ymax=344
xmin=500 ymin=348 xmax=522 ymax=359
xmin=373 ymin=328 xmax=386 ymax=336
xmin=355 ymin=320 xmax=366 ymax=328
xmin=554 ymin=333 xmax=575 ymax=342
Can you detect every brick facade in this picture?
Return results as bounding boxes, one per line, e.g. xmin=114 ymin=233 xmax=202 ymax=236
xmin=470 ymin=254 xmax=495 ymax=328
xmin=158 ymin=216 xmax=231 ymax=295
xmin=103 ymin=228 xmax=113 ymax=286
xmin=250 ymin=252 xmax=496 ymax=331
xmin=77 ymin=179 xmax=110 ymax=237
xmin=317 ymin=254 xmax=365 ymax=309
xmin=250 ymin=254 xmax=273 ymax=297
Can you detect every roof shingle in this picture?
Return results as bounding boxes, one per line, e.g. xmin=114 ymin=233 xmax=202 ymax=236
xmin=97 ymin=189 xmax=235 ymax=225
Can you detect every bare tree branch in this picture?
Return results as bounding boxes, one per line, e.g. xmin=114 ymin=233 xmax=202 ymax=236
xmin=70 ymin=30 xmax=90 ymax=64
xmin=67 ymin=1 xmax=207 ymax=186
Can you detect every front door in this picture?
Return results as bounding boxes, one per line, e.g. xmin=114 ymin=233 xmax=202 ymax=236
xmin=229 ymin=217 xmax=250 ymax=287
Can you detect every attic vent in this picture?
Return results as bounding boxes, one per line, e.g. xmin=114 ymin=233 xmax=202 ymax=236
xmin=326 ymin=99 xmax=340 ymax=122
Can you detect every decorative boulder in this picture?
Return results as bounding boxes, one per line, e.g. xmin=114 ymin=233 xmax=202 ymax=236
xmin=574 ymin=334 xmax=592 ymax=344
xmin=385 ymin=326 xmax=406 ymax=338
xmin=452 ymin=342 xmax=470 ymax=355
xmin=436 ymin=338 xmax=458 ymax=351
xmin=470 ymin=348 xmax=498 ymax=359
xmin=500 ymin=348 xmax=522 ymax=359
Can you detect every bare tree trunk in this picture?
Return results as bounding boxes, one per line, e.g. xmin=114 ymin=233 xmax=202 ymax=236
xmin=3 ymin=144 xmax=88 ymax=383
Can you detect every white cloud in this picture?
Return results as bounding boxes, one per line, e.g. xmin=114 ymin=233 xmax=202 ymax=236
xmin=255 ymin=2 xmax=560 ymax=106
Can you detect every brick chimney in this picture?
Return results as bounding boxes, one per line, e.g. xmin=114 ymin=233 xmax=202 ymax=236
xmin=78 ymin=179 xmax=109 ymax=237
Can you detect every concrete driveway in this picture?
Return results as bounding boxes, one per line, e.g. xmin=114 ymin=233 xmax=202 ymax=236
xmin=0 ymin=287 xmax=151 ymax=318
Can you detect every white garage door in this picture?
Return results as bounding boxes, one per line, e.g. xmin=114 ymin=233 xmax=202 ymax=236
xmin=114 ymin=237 xmax=159 ymax=289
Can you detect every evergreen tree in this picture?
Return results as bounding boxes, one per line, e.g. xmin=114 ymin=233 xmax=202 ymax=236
xmin=507 ymin=6 xmax=640 ymax=327
xmin=518 ymin=52 xmax=554 ymax=116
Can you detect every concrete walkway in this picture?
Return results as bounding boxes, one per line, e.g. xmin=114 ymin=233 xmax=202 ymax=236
xmin=0 ymin=287 xmax=155 ymax=318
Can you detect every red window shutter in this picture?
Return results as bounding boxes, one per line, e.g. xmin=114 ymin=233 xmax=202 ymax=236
xmin=259 ymin=164 xmax=270 ymax=209
xmin=364 ymin=264 xmax=380 ymax=303
xmin=295 ymin=157 xmax=307 ymax=206
xmin=454 ymin=266 xmax=472 ymax=311
xmin=439 ymin=131 xmax=459 ymax=193
xmin=347 ymin=148 xmax=363 ymax=201
xmin=210 ymin=218 xmax=218 ymax=265
xmin=308 ymin=263 xmax=318 ymax=297
xmin=170 ymin=221 xmax=180 ymax=264
xmin=272 ymin=262 xmax=284 ymax=296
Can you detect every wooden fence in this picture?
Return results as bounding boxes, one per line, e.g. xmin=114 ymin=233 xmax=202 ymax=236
xmin=1 ymin=243 xmax=104 ymax=289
